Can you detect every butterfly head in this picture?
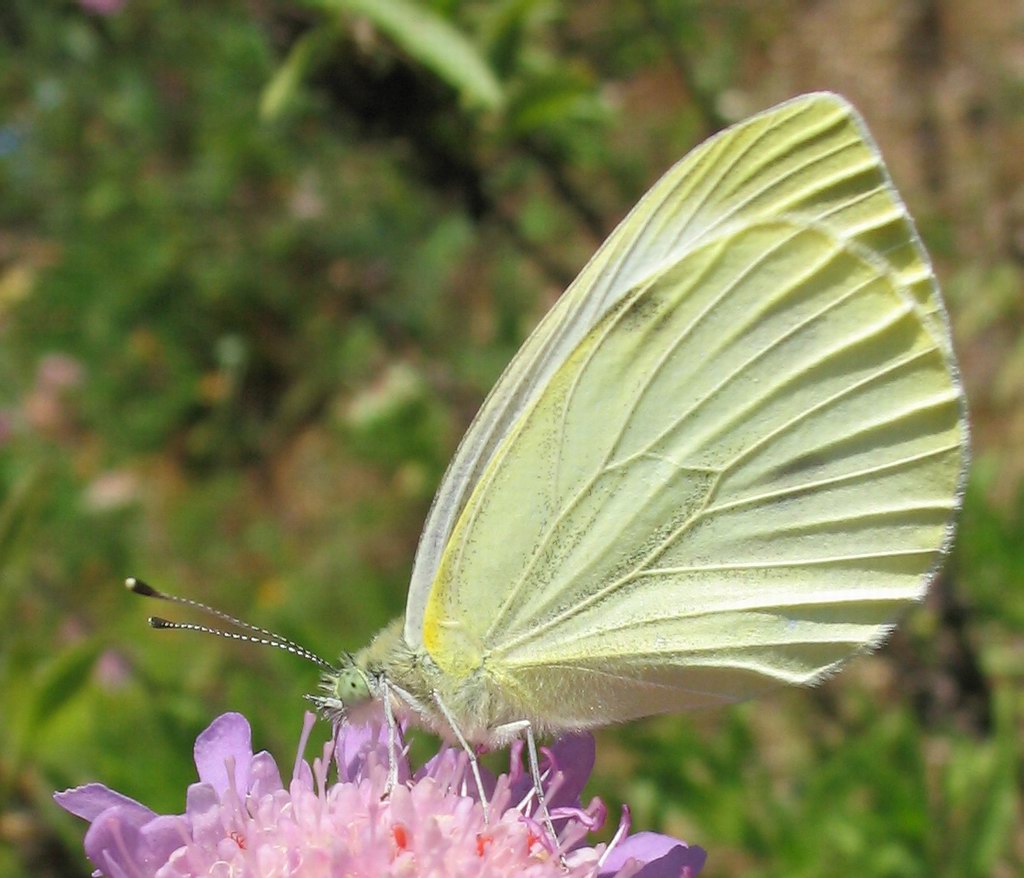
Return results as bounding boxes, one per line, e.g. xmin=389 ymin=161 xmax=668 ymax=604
xmin=309 ymin=652 xmax=375 ymax=724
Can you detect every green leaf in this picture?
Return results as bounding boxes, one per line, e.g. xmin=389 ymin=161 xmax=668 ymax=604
xmin=484 ymin=0 xmax=543 ymax=78
xmin=310 ymin=0 xmax=503 ymax=110
xmin=952 ymin=699 xmax=1021 ymax=875
xmin=507 ymin=74 xmax=604 ymax=135
xmin=7 ymin=640 xmax=102 ymax=779
xmin=260 ymin=25 xmax=341 ymax=122
xmin=0 ymin=467 xmax=49 ymax=574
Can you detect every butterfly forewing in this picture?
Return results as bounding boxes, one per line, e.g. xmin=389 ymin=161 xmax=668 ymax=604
xmin=404 ymin=93 xmax=952 ymax=646
xmin=408 ymin=94 xmax=966 ymax=727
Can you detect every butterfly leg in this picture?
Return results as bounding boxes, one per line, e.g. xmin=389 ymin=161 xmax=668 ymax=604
xmin=378 ymin=680 xmax=438 ymax=796
xmin=379 ymin=679 xmax=401 ymax=796
xmin=431 ymin=690 xmax=492 ymax=823
xmin=493 ymin=719 xmax=564 ymax=864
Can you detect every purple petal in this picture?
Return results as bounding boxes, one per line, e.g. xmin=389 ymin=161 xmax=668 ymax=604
xmin=552 ymin=797 xmax=607 ymax=832
xmin=335 ymin=721 xmax=381 ymax=780
xmin=184 ymin=783 xmax=224 ymax=847
xmin=636 ymin=845 xmax=707 ymax=878
xmin=82 ymin=805 xmax=163 ymax=878
xmin=335 ymin=721 xmax=411 ymax=784
xmin=508 ymin=733 xmax=595 ymax=810
xmin=193 ymin=712 xmax=252 ymax=794
xmin=139 ymin=815 xmax=190 ymax=868
xmin=507 ymin=738 xmax=526 ymax=786
xmin=418 ymin=746 xmax=496 ymax=801
xmin=54 ymin=783 xmax=155 ymax=824
xmin=600 ymin=832 xmax=707 ymax=878
xmin=291 ymin=711 xmax=318 ymax=782
xmin=248 ymin=751 xmax=284 ymax=798
xmin=417 ymin=743 xmax=460 ymax=780
xmin=546 ymin=734 xmax=595 ymax=809
xmin=294 ymin=755 xmax=314 ymax=789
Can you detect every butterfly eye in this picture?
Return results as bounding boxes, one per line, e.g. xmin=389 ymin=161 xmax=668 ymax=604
xmin=331 ymin=667 xmax=371 ymax=707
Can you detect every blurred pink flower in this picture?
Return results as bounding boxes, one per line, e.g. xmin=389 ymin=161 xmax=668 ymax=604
xmin=94 ymin=649 xmax=133 ymax=691
xmin=80 ymin=0 xmax=127 ymax=13
xmin=84 ymin=469 xmax=141 ymax=511
xmin=55 ymin=712 xmax=706 ymax=877
xmin=24 ymin=353 xmax=85 ymax=437
xmin=37 ymin=353 xmax=84 ymax=391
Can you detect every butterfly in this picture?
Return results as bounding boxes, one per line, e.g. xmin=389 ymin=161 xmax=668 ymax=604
xmin=133 ymin=91 xmax=967 ymax=840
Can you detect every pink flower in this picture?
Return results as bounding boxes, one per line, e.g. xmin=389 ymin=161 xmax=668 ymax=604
xmin=55 ymin=712 xmax=706 ymax=877
xmin=79 ymin=0 xmax=127 ymax=13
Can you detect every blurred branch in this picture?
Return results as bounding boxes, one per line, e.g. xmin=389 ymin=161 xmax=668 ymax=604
xmin=520 ymin=138 xmax=610 ymax=243
xmin=923 ymin=572 xmax=993 ymax=736
xmin=898 ymin=0 xmax=946 ymax=196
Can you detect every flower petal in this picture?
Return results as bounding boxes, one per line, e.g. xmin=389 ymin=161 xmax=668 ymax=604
xmin=54 ymin=783 xmax=155 ymax=824
xmin=418 ymin=746 xmax=496 ymax=803
xmin=336 ymin=720 xmax=413 ymax=786
xmin=249 ymin=750 xmax=285 ymax=798
xmin=600 ymin=832 xmax=707 ymax=877
xmin=183 ymin=783 xmax=224 ymax=847
xmin=82 ymin=805 xmax=160 ymax=878
xmin=546 ymin=734 xmax=595 ymax=809
xmin=193 ymin=712 xmax=252 ymax=794
xmin=59 ymin=713 xmax=705 ymax=878
xmin=508 ymin=733 xmax=595 ymax=812
xmin=335 ymin=720 xmax=382 ymax=780
xmin=140 ymin=815 xmax=190 ymax=869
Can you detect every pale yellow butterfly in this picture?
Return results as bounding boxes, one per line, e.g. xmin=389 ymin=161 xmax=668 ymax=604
xmin=133 ymin=91 xmax=967 ymax=836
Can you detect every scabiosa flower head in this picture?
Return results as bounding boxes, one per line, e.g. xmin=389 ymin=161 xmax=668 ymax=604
xmin=56 ymin=712 xmax=706 ymax=878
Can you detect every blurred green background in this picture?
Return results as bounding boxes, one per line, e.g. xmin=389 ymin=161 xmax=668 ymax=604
xmin=1 ymin=1 xmax=1021 ymax=876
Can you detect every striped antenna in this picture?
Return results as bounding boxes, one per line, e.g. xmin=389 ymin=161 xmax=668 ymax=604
xmin=126 ymin=577 xmax=335 ymax=671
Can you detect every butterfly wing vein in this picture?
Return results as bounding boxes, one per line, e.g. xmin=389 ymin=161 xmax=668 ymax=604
xmin=408 ymin=94 xmax=966 ymax=730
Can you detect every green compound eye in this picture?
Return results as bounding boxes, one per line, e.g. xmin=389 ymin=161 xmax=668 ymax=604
xmin=332 ymin=666 xmax=371 ymax=707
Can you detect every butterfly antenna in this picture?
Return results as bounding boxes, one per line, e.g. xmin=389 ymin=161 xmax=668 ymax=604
xmin=147 ymin=617 xmax=335 ymax=668
xmin=126 ymin=577 xmax=335 ymax=671
xmin=126 ymin=576 xmax=313 ymax=651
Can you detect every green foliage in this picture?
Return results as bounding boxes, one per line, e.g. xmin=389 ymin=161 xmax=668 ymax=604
xmin=310 ymin=0 xmax=504 ymax=109
xmin=0 ymin=2 xmax=1021 ymax=877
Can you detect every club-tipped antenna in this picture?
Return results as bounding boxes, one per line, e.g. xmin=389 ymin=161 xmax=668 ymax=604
xmin=148 ymin=617 xmax=335 ymax=669
xmin=127 ymin=577 xmax=334 ymax=671
xmin=126 ymin=576 xmax=313 ymax=654
xmin=149 ymin=614 xmax=331 ymax=667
